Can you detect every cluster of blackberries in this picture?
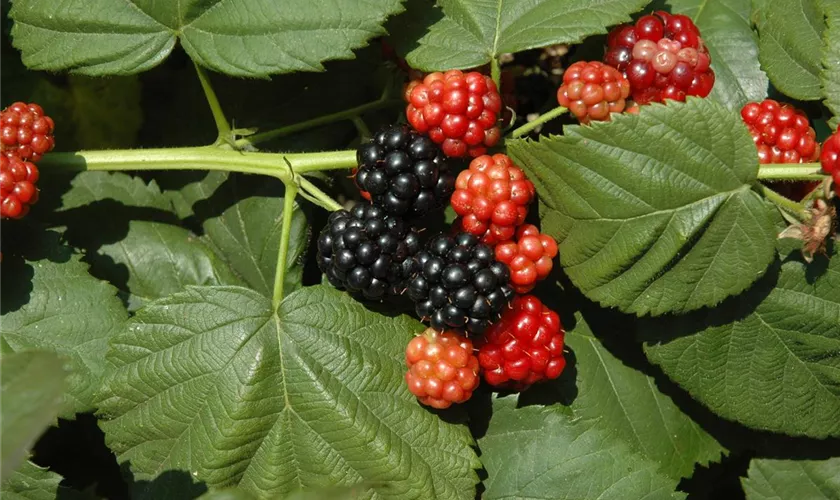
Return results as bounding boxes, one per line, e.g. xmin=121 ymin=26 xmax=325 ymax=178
xmin=320 ymin=123 xmax=516 ymax=336
xmin=317 ymin=70 xmax=566 ymax=409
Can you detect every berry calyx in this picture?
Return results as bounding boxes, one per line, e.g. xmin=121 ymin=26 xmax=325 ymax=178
xmin=494 ymin=225 xmax=558 ymax=293
xmin=405 ymin=70 xmax=502 ymax=158
xmin=407 ymin=232 xmax=514 ymax=335
xmin=317 ymin=204 xmax=420 ymax=300
xmin=355 ymin=125 xmax=456 ymax=217
xmin=0 ymin=102 xmax=55 ymax=162
xmin=740 ymin=100 xmax=820 ymax=164
xmin=605 ymin=11 xmax=715 ymax=105
xmin=450 ymin=154 xmax=535 ymax=245
xmin=0 ymin=155 xmax=39 ymax=219
xmin=556 ymin=61 xmax=631 ymax=123
xmin=477 ymin=295 xmax=566 ymax=390
xmin=405 ymin=328 xmax=480 ymax=409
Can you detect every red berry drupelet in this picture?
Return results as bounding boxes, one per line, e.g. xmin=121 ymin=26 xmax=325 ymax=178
xmin=450 ymin=154 xmax=536 ymax=245
xmin=494 ymin=225 xmax=558 ymax=294
xmin=405 ymin=328 xmax=480 ymax=409
xmin=0 ymin=155 xmax=39 ymax=219
xmin=1 ymin=102 xmax=55 ymax=162
xmin=405 ymin=70 xmax=502 ymax=158
xmin=477 ymin=295 xmax=565 ymax=390
xmin=740 ymin=100 xmax=820 ymax=164
xmin=604 ymin=12 xmax=715 ymax=105
xmin=821 ymin=131 xmax=840 ymax=194
xmin=556 ymin=61 xmax=631 ymax=123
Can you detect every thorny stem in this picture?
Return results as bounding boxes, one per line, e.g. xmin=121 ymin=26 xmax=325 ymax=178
xmin=297 ymin=176 xmax=344 ymax=212
xmin=38 ymin=147 xmax=358 ymax=182
xmin=761 ymin=184 xmax=808 ymax=221
xmin=509 ymin=106 xmax=569 ymax=138
xmin=194 ymin=62 xmax=232 ymax=146
xmin=273 ymin=184 xmax=299 ymax=309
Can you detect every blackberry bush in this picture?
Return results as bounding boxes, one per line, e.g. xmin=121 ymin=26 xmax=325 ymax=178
xmin=3 ymin=2 xmax=840 ymax=500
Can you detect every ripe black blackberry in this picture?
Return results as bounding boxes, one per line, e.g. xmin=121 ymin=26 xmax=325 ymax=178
xmin=355 ymin=125 xmax=456 ymax=218
xmin=407 ymin=232 xmax=514 ymax=335
xmin=317 ymin=204 xmax=420 ymax=300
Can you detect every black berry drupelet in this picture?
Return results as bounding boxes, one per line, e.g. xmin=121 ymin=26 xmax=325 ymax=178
xmin=317 ymin=204 xmax=421 ymax=300
xmin=407 ymin=232 xmax=514 ymax=335
xmin=355 ymin=125 xmax=456 ymax=218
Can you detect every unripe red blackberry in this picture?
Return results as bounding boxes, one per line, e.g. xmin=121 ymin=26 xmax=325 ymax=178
xmin=0 ymin=155 xmax=39 ymax=219
xmin=405 ymin=328 xmax=480 ymax=409
xmin=477 ymin=295 xmax=566 ymax=390
xmin=0 ymin=102 xmax=55 ymax=162
xmin=494 ymin=225 xmax=558 ymax=293
xmin=450 ymin=154 xmax=535 ymax=245
xmin=605 ymin=12 xmax=715 ymax=105
xmin=557 ymin=61 xmax=630 ymax=123
xmin=405 ymin=70 xmax=502 ymax=158
xmin=821 ymin=131 xmax=840 ymax=196
xmin=740 ymin=100 xmax=820 ymax=164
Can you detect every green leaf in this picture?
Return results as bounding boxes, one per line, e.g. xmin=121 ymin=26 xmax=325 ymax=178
xmin=98 ymin=221 xmax=246 ymax=311
xmin=507 ymin=98 xmax=777 ymax=317
xmin=99 ymin=285 xmax=479 ymax=499
xmin=668 ymin=0 xmax=768 ymax=109
xmin=199 ymin=490 xmax=259 ymax=500
xmin=10 ymin=0 xmax=404 ymax=77
xmin=59 ymin=171 xmax=173 ymax=212
xmin=642 ymin=244 xmax=840 ymax=438
xmin=742 ymin=458 xmax=840 ymax=499
xmin=168 ymin=172 xmax=308 ymax=297
xmin=1 ymin=461 xmax=90 ymax=500
xmin=0 ymin=231 xmax=128 ymax=416
xmin=480 ymin=396 xmax=685 ymax=500
xmin=0 ymin=351 xmax=69 ymax=480
xmin=757 ymin=0 xmax=826 ymax=100
xmin=557 ymin=317 xmax=724 ymax=480
xmin=57 ymin=171 xmax=244 ymax=310
xmin=821 ymin=0 xmax=840 ymax=129
xmin=405 ymin=0 xmax=649 ymax=71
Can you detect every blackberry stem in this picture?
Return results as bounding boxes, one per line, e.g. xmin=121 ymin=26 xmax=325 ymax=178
xmin=757 ymin=162 xmax=826 ymax=181
xmin=273 ymin=184 xmax=299 ymax=309
xmin=298 ymin=176 xmax=343 ymax=212
xmin=760 ymin=184 xmax=807 ymax=220
xmin=194 ymin=62 xmax=233 ymax=146
xmin=38 ymin=147 xmax=358 ymax=181
xmin=509 ymin=106 xmax=568 ymax=138
xmin=491 ymin=57 xmax=501 ymax=92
